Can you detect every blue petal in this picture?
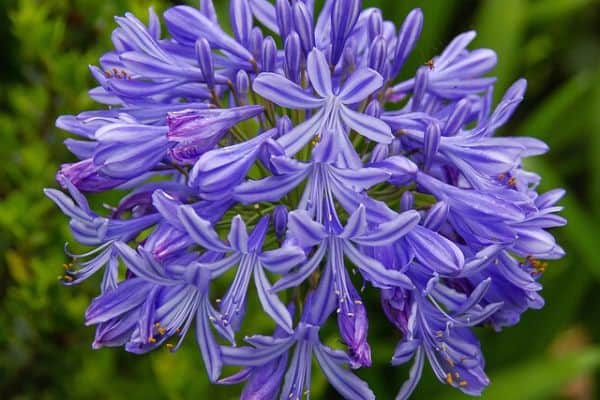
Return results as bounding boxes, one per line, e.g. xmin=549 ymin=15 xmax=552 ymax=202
xmin=339 ymin=68 xmax=383 ymax=104
xmin=314 ymin=345 xmax=375 ymax=400
xmin=196 ymin=301 xmax=223 ymax=382
xmin=271 ymin=243 xmax=327 ymax=292
xmin=253 ymin=72 xmax=324 ymax=109
xmin=115 ymin=242 xmax=175 ymax=285
xmin=405 ymin=226 xmax=464 ymax=276
xmin=259 ymin=245 xmax=306 ymax=274
xmin=307 ymin=48 xmax=333 ymax=97
xmin=85 ymin=278 xmax=151 ymax=325
xmin=228 ymin=216 xmax=249 ymax=253
xmin=234 ymin=169 xmax=309 ymax=204
xmin=254 ymin=266 xmax=293 ymax=333
xmin=340 ymin=205 xmax=367 ymax=239
xmin=178 ymin=206 xmax=230 ymax=252
xmin=340 ymin=104 xmax=393 ymax=144
xmin=351 ymin=210 xmax=420 ymax=246
xmin=343 ymin=242 xmax=414 ymax=289
xmin=221 ymin=337 xmax=293 ymax=366
xmin=287 ymin=210 xmax=327 ymax=247
xmin=329 ymin=165 xmax=390 ymax=192
xmin=395 ymin=348 xmax=424 ymax=400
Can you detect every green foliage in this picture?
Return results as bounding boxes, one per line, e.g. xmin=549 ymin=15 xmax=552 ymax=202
xmin=1 ymin=0 xmax=599 ymax=399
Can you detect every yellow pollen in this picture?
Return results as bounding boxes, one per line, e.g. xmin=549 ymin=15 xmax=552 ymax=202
xmin=459 ymin=380 xmax=468 ymax=387
xmin=446 ymin=372 xmax=454 ymax=385
xmin=148 ymin=336 xmax=157 ymax=343
xmin=166 ymin=343 xmax=174 ymax=350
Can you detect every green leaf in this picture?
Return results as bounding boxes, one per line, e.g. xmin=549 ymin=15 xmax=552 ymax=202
xmin=516 ymin=69 xmax=599 ymax=148
xmin=528 ymin=0 xmax=599 ymax=24
xmin=474 ymin=0 xmax=527 ymax=100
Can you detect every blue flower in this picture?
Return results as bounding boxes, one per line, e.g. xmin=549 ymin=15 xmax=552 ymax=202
xmin=47 ymin=0 xmax=566 ymax=398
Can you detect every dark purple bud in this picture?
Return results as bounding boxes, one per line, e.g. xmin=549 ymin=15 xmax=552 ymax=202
xmin=249 ymin=27 xmax=264 ymax=59
xmin=167 ymin=106 xmax=263 ymax=163
xmin=443 ymin=97 xmax=471 ymax=136
xmin=365 ymin=99 xmax=382 ymax=118
xmin=423 ymin=201 xmax=449 ymax=231
xmin=273 ymin=205 xmax=288 ymax=240
xmin=367 ymin=9 xmax=383 ymax=42
xmin=261 ymin=36 xmax=277 ymax=72
xmin=411 ymin=67 xmax=428 ymax=111
xmin=199 ymin=0 xmax=218 ymax=24
xmin=230 ymin=0 xmax=253 ymax=45
xmin=368 ymin=35 xmax=387 ymax=74
xmin=284 ymin=32 xmax=302 ymax=83
xmin=292 ymin=2 xmax=314 ymax=54
xmin=400 ymin=191 xmax=414 ymax=211
xmin=337 ymin=288 xmax=372 ymax=369
xmin=423 ymin=121 xmax=441 ymax=171
xmin=276 ymin=0 xmax=293 ymax=39
xmin=330 ymin=0 xmax=362 ymax=65
xmin=195 ymin=38 xmax=215 ymax=88
xmin=57 ymin=159 xmax=126 ymax=192
xmin=392 ymin=8 xmax=423 ymax=77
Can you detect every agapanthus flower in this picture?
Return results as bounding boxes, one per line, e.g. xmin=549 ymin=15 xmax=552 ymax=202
xmin=47 ymin=1 xmax=565 ymax=399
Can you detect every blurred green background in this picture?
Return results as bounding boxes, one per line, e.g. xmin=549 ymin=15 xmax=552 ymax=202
xmin=1 ymin=0 xmax=599 ymax=399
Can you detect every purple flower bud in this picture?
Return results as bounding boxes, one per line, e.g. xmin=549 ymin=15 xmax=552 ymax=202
xmin=57 ymin=159 xmax=127 ymax=192
xmin=199 ymin=0 xmax=218 ymax=24
xmin=337 ymin=286 xmax=372 ymax=369
xmin=276 ymin=0 xmax=293 ymax=39
xmin=195 ymin=38 xmax=215 ymax=88
xmin=230 ymin=0 xmax=253 ymax=45
xmin=167 ymin=106 xmax=263 ymax=163
xmin=370 ymin=143 xmax=389 ymax=163
xmin=273 ymin=205 xmax=288 ymax=239
xmin=261 ymin=36 xmax=277 ymax=72
xmin=330 ymin=0 xmax=361 ymax=65
xmin=400 ymin=191 xmax=414 ymax=211
xmin=423 ymin=201 xmax=449 ymax=231
xmin=367 ymin=9 xmax=383 ymax=42
xmin=365 ymin=99 xmax=382 ymax=118
xmin=423 ymin=121 xmax=441 ymax=171
xmin=284 ymin=31 xmax=302 ymax=83
xmin=292 ymin=2 xmax=315 ymax=55
xmin=443 ymin=97 xmax=472 ymax=136
xmin=236 ymin=70 xmax=250 ymax=99
xmin=412 ymin=67 xmax=428 ymax=111
xmin=277 ymin=115 xmax=292 ymax=137
xmin=249 ymin=27 xmax=264 ymax=60
xmin=392 ymin=8 xmax=423 ymax=77
xmin=368 ymin=36 xmax=387 ymax=74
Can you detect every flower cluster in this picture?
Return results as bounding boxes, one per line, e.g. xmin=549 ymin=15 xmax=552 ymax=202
xmin=46 ymin=1 xmax=566 ymax=399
